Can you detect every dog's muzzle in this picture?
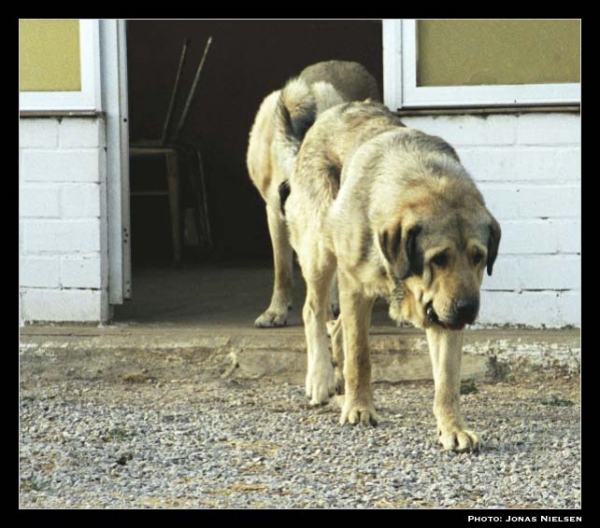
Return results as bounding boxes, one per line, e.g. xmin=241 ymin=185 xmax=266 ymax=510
xmin=426 ymin=299 xmax=479 ymax=332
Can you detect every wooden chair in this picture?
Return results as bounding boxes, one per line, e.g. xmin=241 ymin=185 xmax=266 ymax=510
xmin=129 ymin=37 xmax=212 ymax=264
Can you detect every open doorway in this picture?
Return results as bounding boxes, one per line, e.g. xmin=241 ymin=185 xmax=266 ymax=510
xmin=113 ymin=20 xmax=383 ymax=327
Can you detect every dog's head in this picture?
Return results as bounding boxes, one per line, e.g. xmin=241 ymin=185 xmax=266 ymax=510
xmin=380 ymin=178 xmax=501 ymax=331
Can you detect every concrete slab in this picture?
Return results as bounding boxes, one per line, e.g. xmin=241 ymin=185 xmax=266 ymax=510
xmin=20 ymin=264 xmax=581 ymax=384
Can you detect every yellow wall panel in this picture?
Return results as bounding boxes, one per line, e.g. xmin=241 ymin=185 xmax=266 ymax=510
xmin=20 ymin=20 xmax=81 ymax=92
xmin=417 ymin=20 xmax=580 ymax=87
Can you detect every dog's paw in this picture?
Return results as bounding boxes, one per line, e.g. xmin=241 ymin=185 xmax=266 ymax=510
xmin=438 ymin=428 xmax=481 ymax=453
xmin=339 ymin=400 xmax=379 ymax=426
xmin=305 ymin=366 xmax=335 ymax=405
xmin=254 ymin=309 xmax=287 ymax=328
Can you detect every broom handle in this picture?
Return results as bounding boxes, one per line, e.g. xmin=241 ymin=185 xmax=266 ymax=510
xmin=161 ymin=38 xmax=191 ymax=145
xmin=173 ymin=36 xmax=212 ymax=139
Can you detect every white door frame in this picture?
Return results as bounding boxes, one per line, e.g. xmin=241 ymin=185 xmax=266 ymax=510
xmin=100 ymin=19 xmax=131 ymax=304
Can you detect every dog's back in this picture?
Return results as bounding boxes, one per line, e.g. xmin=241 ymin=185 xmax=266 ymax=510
xmin=289 ymin=100 xmax=404 ymax=205
xmin=299 ymin=60 xmax=381 ymax=102
xmin=248 ymin=61 xmax=381 ymax=207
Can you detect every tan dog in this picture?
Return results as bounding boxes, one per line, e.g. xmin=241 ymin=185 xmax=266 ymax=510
xmin=247 ymin=61 xmax=380 ymax=328
xmin=285 ymin=101 xmax=501 ymax=452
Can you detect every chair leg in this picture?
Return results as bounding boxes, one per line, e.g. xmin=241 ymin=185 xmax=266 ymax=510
xmin=165 ymin=151 xmax=182 ymax=264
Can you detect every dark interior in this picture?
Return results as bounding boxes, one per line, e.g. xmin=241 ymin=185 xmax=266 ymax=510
xmin=126 ymin=20 xmax=383 ymax=267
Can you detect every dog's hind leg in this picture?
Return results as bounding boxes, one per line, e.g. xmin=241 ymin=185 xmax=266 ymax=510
xmin=255 ymin=204 xmax=294 ymax=328
xmin=426 ymin=327 xmax=481 ymax=452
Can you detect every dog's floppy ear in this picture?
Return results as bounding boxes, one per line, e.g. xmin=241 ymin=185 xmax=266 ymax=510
xmin=486 ymin=215 xmax=501 ymax=276
xmin=379 ymin=224 xmax=421 ymax=280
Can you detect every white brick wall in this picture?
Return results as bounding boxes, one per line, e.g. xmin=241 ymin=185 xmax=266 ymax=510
xmin=21 ymin=289 xmax=107 ymax=322
xmin=404 ymin=112 xmax=581 ymax=327
xmin=19 ymin=116 xmax=109 ymax=323
xmin=23 ymin=219 xmax=102 ymax=253
xmin=60 ymin=255 xmax=102 ymax=289
xmin=19 ymin=112 xmax=581 ymax=328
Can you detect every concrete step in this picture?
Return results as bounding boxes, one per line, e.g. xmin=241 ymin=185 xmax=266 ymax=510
xmin=20 ymin=324 xmax=580 ymax=386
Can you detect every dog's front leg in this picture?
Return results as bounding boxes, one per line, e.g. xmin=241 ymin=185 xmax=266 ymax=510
xmin=338 ymin=273 xmax=378 ymax=426
xmin=303 ymin=271 xmax=337 ymax=405
xmin=426 ymin=327 xmax=480 ymax=452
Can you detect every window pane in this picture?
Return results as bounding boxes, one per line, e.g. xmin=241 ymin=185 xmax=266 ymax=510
xmin=417 ymin=20 xmax=580 ymax=87
xmin=20 ymin=20 xmax=81 ymax=92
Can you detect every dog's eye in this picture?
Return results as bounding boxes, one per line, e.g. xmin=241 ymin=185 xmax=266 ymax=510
xmin=472 ymin=251 xmax=484 ymax=266
xmin=431 ymin=252 xmax=448 ymax=268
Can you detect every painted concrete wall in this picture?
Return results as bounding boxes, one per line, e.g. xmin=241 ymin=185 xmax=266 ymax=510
xmin=402 ymin=112 xmax=581 ymax=328
xmin=19 ymin=116 xmax=109 ymax=323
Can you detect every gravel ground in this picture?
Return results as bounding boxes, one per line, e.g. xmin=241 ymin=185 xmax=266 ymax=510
xmin=19 ymin=370 xmax=581 ymax=510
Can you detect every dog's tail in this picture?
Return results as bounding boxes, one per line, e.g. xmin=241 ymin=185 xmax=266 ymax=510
xmin=275 ymin=78 xmax=317 ymax=216
xmin=278 ymin=78 xmax=345 ymax=146
xmin=276 ymin=78 xmax=344 ymax=215
xmin=277 ymin=77 xmax=318 ymax=147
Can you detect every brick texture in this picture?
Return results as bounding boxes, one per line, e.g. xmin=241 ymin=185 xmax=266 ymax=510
xmin=20 ymin=116 xmax=108 ymax=324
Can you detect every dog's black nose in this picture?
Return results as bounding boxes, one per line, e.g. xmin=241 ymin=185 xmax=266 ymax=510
xmin=455 ymin=298 xmax=479 ymax=323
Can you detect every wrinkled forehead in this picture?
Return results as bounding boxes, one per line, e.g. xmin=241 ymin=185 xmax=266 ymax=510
xmin=418 ymin=209 xmax=490 ymax=250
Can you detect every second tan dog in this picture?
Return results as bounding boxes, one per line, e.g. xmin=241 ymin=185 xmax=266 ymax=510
xmin=247 ymin=61 xmax=380 ymax=328
xmin=285 ymin=100 xmax=501 ymax=452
